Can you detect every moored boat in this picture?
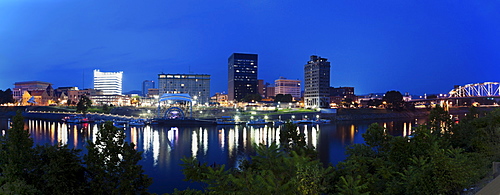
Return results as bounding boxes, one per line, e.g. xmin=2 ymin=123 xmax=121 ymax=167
xmin=247 ymin=119 xmax=271 ymax=125
xmin=62 ymin=115 xmax=89 ymax=123
xmin=129 ymin=119 xmax=146 ymax=126
xmin=216 ymin=116 xmax=237 ymax=125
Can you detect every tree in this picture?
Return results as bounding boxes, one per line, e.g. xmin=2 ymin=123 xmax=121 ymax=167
xmin=427 ymin=105 xmax=454 ymax=137
xmin=366 ymin=99 xmax=383 ymax=107
xmin=274 ymin=94 xmax=293 ymax=102
xmin=102 ymin=104 xmax=111 ymax=114
xmin=334 ymin=117 xmax=486 ymax=195
xmin=279 ymin=122 xmax=316 ymax=157
xmin=0 ymin=111 xmax=38 ymax=193
xmin=76 ymin=95 xmax=92 ymax=113
xmin=335 ymin=175 xmax=370 ymax=195
xmin=84 ymin=121 xmax=152 ymax=194
xmin=342 ymin=98 xmax=354 ymax=108
xmin=32 ymin=144 xmax=86 ymax=195
xmin=241 ymin=93 xmax=262 ymax=102
xmin=383 ymin=91 xmax=403 ymax=110
xmin=178 ymin=122 xmax=333 ymax=194
xmin=180 ymin=143 xmax=332 ymax=194
xmin=362 ymin=123 xmax=392 ymax=153
xmin=0 ymin=111 xmax=89 ymax=194
xmin=0 ymin=89 xmax=14 ymax=105
xmin=131 ymin=95 xmax=141 ymax=105
xmin=0 ymin=111 xmax=35 ymax=180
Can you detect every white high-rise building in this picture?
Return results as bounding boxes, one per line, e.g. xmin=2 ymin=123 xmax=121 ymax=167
xmin=304 ymin=55 xmax=330 ymax=108
xmin=93 ymin=69 xmax=123 ymax=95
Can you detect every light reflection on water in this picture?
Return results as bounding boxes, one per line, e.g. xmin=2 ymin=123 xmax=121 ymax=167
xmin=0 ymin=117 xmax=426 ymax=193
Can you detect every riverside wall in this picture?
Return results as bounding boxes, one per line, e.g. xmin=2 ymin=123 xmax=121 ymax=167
xmin=0 ymin=106 xmax=497 ymax=122
xmin=335 ymin=109 xmax=430 ymax=121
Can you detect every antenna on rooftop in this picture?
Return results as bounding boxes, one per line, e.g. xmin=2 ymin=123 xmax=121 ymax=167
xmin=82 ymin=70 xmax=85 ymax=89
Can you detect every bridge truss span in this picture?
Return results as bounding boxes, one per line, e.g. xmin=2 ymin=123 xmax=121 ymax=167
xmin=449 ymin=82 xmax=500 ymax=98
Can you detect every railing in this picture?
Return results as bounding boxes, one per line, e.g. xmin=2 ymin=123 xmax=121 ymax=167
xmin=25 ymin=110 xmax=142 ymax=120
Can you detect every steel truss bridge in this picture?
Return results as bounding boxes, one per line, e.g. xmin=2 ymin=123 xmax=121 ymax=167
xmin=449 ymin=82 xmax=500 ymax=98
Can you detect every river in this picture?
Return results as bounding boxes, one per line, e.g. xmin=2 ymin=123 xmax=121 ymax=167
xmin=0 ymin=117 xmax=427 ymax=193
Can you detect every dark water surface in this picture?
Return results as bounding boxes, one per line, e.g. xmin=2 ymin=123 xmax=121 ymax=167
xmin=0 ymin=117 xmax=426 ymax=193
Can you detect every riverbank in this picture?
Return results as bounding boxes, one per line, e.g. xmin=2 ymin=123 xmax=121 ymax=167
xmin=335 ymin=108 xmax=429 ymax=121
xmin=0 ymin=106 xmax=496 ymax=122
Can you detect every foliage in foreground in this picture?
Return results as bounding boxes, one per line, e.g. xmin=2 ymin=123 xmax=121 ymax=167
xmin=85 ymin=121 xmax=152 ymax=194
xmin=175 ymin=107 xmax=500 ymax=194
xmin=178 ymin=122 xmax=333 ymax=194
xmin=0 ymin=111 xmax=152 ymax=194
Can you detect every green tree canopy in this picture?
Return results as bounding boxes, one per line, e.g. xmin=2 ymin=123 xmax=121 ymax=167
xmin=274 ymin=94 xmax=293 ymax=102
xmin=0 ymin=89 xmax=15 ymax=105
xmin=0 ymin=111 xmax=87 ymax=194
xmin=241 ymin=93 xmax=262 ymax=102
xmin=383 ymin=90 xmax=404 ymax=110
xmin=84 ymin=121 xmax=152 ymax=194
xmin=179 ymin=121 xmax=332 ymax=194
xmin=76 ymin=95 xmax=92 ymax=113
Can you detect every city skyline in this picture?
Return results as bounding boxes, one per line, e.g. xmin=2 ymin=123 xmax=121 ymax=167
xmin=1 ymin=1 xmax=498 ymax=95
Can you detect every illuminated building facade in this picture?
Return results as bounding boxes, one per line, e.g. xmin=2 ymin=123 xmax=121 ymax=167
xmin=257 ymin=79 xmax=265 ymax=97
xmin=13 ymin=81 xmax=53 ymax=102
xmin=13 ymin=81 xmax=55 ymax=105
xmin=67 ymin=88 xmax=103 ymax=105
xmin=158 ymin=73 xmax=211 ymax=105
xmin=228 ymin=53 xmax=258 ymax=101
xmin=304 ymin=55 xmax=331 ymax=108
xmin=210 ymin=93 xmax=229 ymax=106
xmin=90 ymin=94 xmax=129 ymax=106
xmin=329 ymin=87 xmax=356 ymax=105
xmin=93 ymin=69 xmax=123 ymax=95
xmin=275 ymin=77 xmax=301 ymax=99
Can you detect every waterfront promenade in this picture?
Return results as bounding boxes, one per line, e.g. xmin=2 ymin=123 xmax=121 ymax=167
xmin=0 ymin=106 xmax=494 ymax=123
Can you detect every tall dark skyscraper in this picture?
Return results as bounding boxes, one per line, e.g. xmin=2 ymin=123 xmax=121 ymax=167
xmin=304 ymin=55 xmax=331 ymax=108
xmin=142 ymin=80 xmax=155 ymax=97
xmin=228 ymin=53 xmax=258 ymax=101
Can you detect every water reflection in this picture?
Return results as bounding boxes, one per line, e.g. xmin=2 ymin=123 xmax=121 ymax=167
xmin=13 ymin=119 xmax=423 ymax=170
xmin=0 ymin=117 xmax=427 ymax=193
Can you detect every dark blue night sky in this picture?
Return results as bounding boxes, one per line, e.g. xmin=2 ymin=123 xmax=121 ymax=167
xmin=1 ymin=1 xmax=498 ymax=95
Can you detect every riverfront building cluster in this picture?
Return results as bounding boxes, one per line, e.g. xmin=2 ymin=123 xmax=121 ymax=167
xmin=7 ymin=53 xmax=366 ymax=109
